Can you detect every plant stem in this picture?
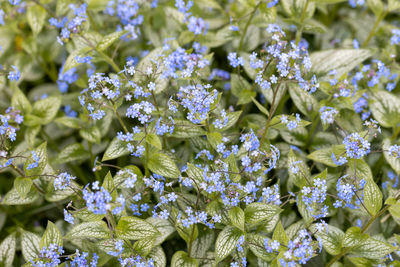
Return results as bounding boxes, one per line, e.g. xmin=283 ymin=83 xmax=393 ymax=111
xmin=114 ymin=108 xmax=129 ymax=134
xmin=260 ymin=81 xmax=285 ymax=147
xmin=295 ymin=0 xmax=310 ymax=45
xmin=238 ymin=2 xmax=261 ymax=51
xmin=362 ymin=11 xmax=386 ymax=48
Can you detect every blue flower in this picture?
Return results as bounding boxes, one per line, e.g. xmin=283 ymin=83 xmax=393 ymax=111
xmin=54 ymin=172 xmax=75 ymax=190
xmin=8 ymin=65 xmax=20 ymax=81
xmin=27 ymin=151 xmax=39 ymax=170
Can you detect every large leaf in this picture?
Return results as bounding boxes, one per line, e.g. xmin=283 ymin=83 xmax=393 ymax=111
xmin=27 ymin=5 xmax=46 ymax=35
xmin=310 ymin=224 xmax=344 ymax=255
xmin=383 ymin=138 xmax=400 ymax=175
xmin=0 ymin=233 xmax=16 ymax=267
xmin=40 ymin=221 xmax=63 ymax=248
xmin=30 ymin=96 xmax=61 ymax=125
xmin=215 ymin=226 xmax=243 ymax=263
xmin=244 ymin=203 xmax=282 ymax=225
xmin=21 ymin=230 xmax=41 ymax=261
xmin=310 ymin=49 xmax=371 ymax=77
xmin=170 ymin=119 xmax=206 ymax=138
xmin=349 ymin=237 xmax=394 ymax=259
xmin=171 ymin=251 xmax=198 ymax=267
xmin=96 ymin=30 xmax=126 ymax=51
xmin=148 ymin=153 xmax=180 ymax=178
xmin=102 ymin=137 xmax=130 ymax=161
xmin=370 ymin=91 xmax=400 ymax=128
xmin=228 ymin=206 xmax=245 ymax=231
xmin=56 ymin=143 xmax=90 ymax=163
xmin=65 ymin=221 xmax=110 ymax=239
xmin=363 ymin=180 xmax=382 ymax=216
xmin=116 ymin=216 xmax=159 ymax=240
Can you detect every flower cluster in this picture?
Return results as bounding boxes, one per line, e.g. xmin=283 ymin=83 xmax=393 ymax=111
xmin=49 ymin=4 xmax=88 ymax=45
xmin=301 ymin=178 xmax=328 ymax=219
xmin=0 ymin=107 xmax=23 ymax=141
xmin=334 ymin=175 xmax=366 ymax=209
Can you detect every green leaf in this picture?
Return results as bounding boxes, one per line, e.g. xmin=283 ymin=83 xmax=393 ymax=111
xmin=24 ymin=141 xmax=48 ymax=177
xmin=307 ymin=145 xmax=346 ymax=167
xmin=342 ymin=227 xmax=368 ymax=248
xmin=190 ymin=228 xmax=214 ymax=259
xmin=244 ymin=203 xmax=282 ymax=225
xmin=40 ymin=221 xmax=62 ymax=249
xmin=207 ymin=132 xmax=222 ymax=149
xmin=383 ymin=138 xmax=400 ymax=175
xmin=311 ymin=0 xmax=347 ymax=3
xmin=170 ymin=119 xmax=206 ymax=138
xmin=0 ymin=233 xmax=16 ymax=267
xmin=149 ymin=246 xmax=167 ymax=267
xmin=363 ymin=180 xmax=382 ymax=216
xmin=27 ymin=5 xmax=46 ymax=35
xmin=370 ymin=91 xmax=400 ymax=128
xmin=311 ymin=224 xmax=344 ymax=255
xmin=146 ymin=218 xmax=176 ymax=246
xmin=21 ymin=230 xmax=41 ymax=261
xmin=310 ymin=49 xmax=371 ymax=77
xmin=116 ymin=216 xmax=159 ymax=240
xmin=247 ymin=234 xmax=274 ymax=262
xmin=102 ymin=171 xmax=117 ymax=199
xmin=65 ymin=221 xmax=110 ymax=239
xmin=63 ymin=47 xmax=92 ymax=73
xmin=251 ymin=96 xmax=269 ymax=116
xmin=102 ymin=137 xmax=130 ymax=161
xmin=55 ymin=116 xmax=81 ymax=129
xmin=228 ymin=206 xmax=245 ymax=231
xmin=347 ymin=159 xmax=373 ymax=182
xmin=80 ymin=125 xmax=101 ymax=143
xmin=288 ymin=83 xmax=318 ymax=118
xmin=2 ymin=187 xmax=39 ymax=205
xmin=366 ymin=0 xmax=384 ymax=16
xmin=272 ymin=221 xmax=289 ymax=246
xmin=230 ymin=74 xmax=255 ymax=105
xmin=388 ymin=0 xmax=400 ymax=11
xmin=349 ymin=237 xmax=394 ymax=259
xmin=148 ymin=153 xmax=180 ymax=178
xmin=146 ymin=133 xmax=162 ymax=150
xmin=389 ymin=201 xmax=400 ymax=218
xmin=186 ymin=163 xmax=204 ymax=188
xmin=11 ymin=87 xmax=31 ymax=114
xmin=171 ymin=251 xmax=198 ymax=267
xmin=96 ymin=30 xmax=126 ymax=51
xmin=133 ymin=237 xmax=156 ymax=256
xmin=14 ymin=177 xmax=33 ymax=199
xmin=176 ymin=222 xmax=198 ymax=244
xmin=31 ymin=96 xmax=61 ymax=125
xmin=288 ymin=149 xmax=310 ymax=188
xmin=215 ymin=226 xmax=243 ymax=263
xmin=212 ymin=111 xmax=242 ymax=131
xmin=56 ymin=143 xmax=90 ymax=163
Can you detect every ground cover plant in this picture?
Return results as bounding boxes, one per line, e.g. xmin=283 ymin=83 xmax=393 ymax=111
xmin=0 ymin=0 xmax=400 ymax=266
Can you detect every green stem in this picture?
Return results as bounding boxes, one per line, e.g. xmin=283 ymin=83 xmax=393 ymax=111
xmin=295 ymin=0 xmax=310 ymax=45
xmin=362 ymin=11 xmax=386 ymax=48
xmin=114 ymin=107 xmax=129 ymax=134
xmin=260 ymin=81 xmax=285 ymax=147
xmin=238 ymin=2 xmax=261 ymax=51
xmin=98 ymin=50 xmax=121 ymax=73
xmin=391 ymin=126 xmax=400 ymax=141
xmin=187 ymin=225 xmax=196 ymax=257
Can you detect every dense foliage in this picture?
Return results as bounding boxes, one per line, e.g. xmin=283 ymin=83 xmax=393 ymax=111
xmin=1 ymin=0 xmax=400 ymax=266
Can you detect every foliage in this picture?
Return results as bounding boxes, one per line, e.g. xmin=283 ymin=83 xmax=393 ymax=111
xmin=0 ymin=0 xmax=400 ymax=266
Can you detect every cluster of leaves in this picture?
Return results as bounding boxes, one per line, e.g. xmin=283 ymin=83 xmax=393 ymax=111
xmin=0 ymin=0 xmax=400 ymax=266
